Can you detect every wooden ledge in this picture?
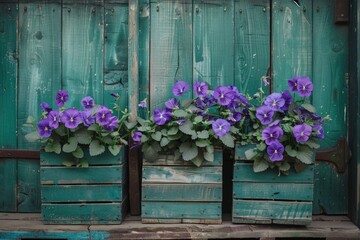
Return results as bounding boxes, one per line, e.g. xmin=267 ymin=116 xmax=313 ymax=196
xmin=0 ymin=213 xmax=359 ymax=240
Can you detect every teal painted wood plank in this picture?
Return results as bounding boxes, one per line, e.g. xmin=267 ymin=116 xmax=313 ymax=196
xmin=42 ymin=184 xmax=124 ymax=203
xmin=62 ymin=1 xmax=104 ymax=108
xmin=41 ymin=164 xmax=126 ymax=185
xmin=143 ymin=149 xmax=223 ymax=166
xmin=42 ymin=202 xmax=124 ymax=224
xmin=233 ymin=182 xmax=313 ymax=201
xmin=234 ymin=144 xmax=256 ymax=160
xmin=150 ymin=0 xmax=193 ymax=110
xmin=142 ymin=201 xmax=221 ymax=220
xmin=232 ymin=200 xmax=312 ymax=225
xmin=0 ymin=2 xmax=17 ymax=212
xmin=104 ymin=1 xmax=129 ymax=111
xmin=233 ymin=162 xmax=314 ymax=183
xmin=0 ymin=231 xmax=93 ymax=240
xmin=40 ymin=146 xmax=126 ymax=166
xmin=272 ymin=0 xmax=312 ymax=91
xmin=193 ymin=0 xmax=233 ymax=87
xmin=142 ymin=183 xmax=222 ymax=201
xmin=234 ymin=0 xmax=270 ymax=95
xmin=138 ymin=0 xmax=150 ymax=118
xmin=142 ymin=166 xmax=222 ymax=184
xmin=312 ymin=0 xmax=348 ymax=215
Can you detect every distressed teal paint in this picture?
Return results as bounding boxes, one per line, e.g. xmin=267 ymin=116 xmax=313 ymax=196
xmin=0 ymin=231 xmax=110 ymax=240
xmin=150 ymin=0 xmax=193 ymax=110
xmin=0 ymin=2 xmax=18 ymax=212
xmin=234 ymin=0 xmax=270 ymax=95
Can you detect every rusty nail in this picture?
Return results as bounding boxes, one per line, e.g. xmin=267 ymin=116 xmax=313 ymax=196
xmin=303 ymin=7 xmax=306 ymax=12
xmin=263 ymin=7 xmax=266 ymax=12
xmin=140 ymin=7 xmax=143 ymax=13
xmin=68 ymin=8 xmax=71 ymax=13
xmin=224 ymin=7 xmax=227 ymax=12
xmin=196 ymin=7 xmax=199 ymax=13
xmin=239 ymin=9 xmax=242 ymax=14
xmin=112 ymin=8 xmax=115 ymax=14
xmin=24 ymin=7 xmax=27 ymax=12
xmin=92 ymin=8 xmax=96 ymax=13
xmin=8 ymin=8 xmax=11 ymax=12
xmin=156 ymin=5 xmax=159 ymax=12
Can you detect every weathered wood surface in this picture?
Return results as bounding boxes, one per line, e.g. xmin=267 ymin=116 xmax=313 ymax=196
xmin=0 ymin=213 xmax=359 ymax=239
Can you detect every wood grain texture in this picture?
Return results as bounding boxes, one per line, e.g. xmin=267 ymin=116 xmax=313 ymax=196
xmin=62 ymin=1 xmax=104 ymax=108
xmin=271 ymin=0 xmax=312 ymax=91
xmin=0 ymin=2 xmax=18 ymax=212
xmin=150 ymin=0 xmax=193 ymax=109
xmin=193 ymin=0 xmax=233 ymax=87
xmin=312 ymin=0 xmax=349 ymax=215
xmin=234 ymin=0 xmax=270 ymax=95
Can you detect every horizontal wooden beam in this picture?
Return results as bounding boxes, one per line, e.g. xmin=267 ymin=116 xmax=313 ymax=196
xmin=0 ymin=149 xmax=39 ymax=159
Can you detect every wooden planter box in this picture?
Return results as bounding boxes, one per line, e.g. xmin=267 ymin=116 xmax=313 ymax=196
xmin=40 ymin=146 xmax=128 ymax=224
xmin=233 ymin=144 xmax=314 ymax=225
xmin=141 ymin=149 xmax=223 ymax=224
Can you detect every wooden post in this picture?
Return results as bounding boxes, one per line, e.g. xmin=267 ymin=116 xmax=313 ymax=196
xmin=349 ymin=0 xmax=360 ymax=228
xmin=128 ymin=0 xmax=141 ymax=215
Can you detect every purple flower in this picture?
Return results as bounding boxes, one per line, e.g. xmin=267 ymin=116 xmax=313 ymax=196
xmin=269 ymin=119 xmax=281 ymax=127
xmin=47 ymin=110 xmax=60 ymax=129
xmin=212 ymin=119 xmax=231 ymax=137
xmin=288 ymin=77 xmax=298 ymax=92
xmin=262 ymin=125 xmax=284 ymax=145
xmin=153 ymin=108 xmax=172 ymax=125
xmin=256 ymin=105 xmax=274 ymax=125
xmin=61 ymin=108 xmax=81 ymax=129
xmin=313 ymin=124 xmax=324 ymax=139
xmin=40 ymin=102 xmax=52 ymax=113
xmin=213 ymin=86 xmax=235 ymax=106
xmin=172 ymin=81 xmax=189 ymax=97
xmin=263 ymin=77 xmax=270 ymax=86
xmin=176 ymin=119 xmax=186 ymax=125
xmin=293 ymin=124 xmax=312 ymax=142
xmin=194 ymin=82 xmax=208 ymax=98
xmin=281 ymin=90 xmax=293 ymax=111
xmin=227 ymin=112 xmax=242 ymax=125
xmin=56 ymin=90 xmax=69 ymax=107
xmin=296 ymin=76 xmax=313 ymax=97
xmin=104 ymin=116 xmax=119 ymax=131
xmin=165 ymin=98 xmax=179 ymax=110
xmin=37 ymin=119 xmax=52 ymax=138
xmin=96 ymin=106 xmax=112 ymax=125
xmin=111 ymin=93 xmax=120 ymax=100
xmin=264 ymin=93 xmax=285 ymax=111
xmin=267 ymin=141 xmax=284 ymax=161
xmin=81 ymin=96 xmax=94 ymax=110
xmin=132 ymin=131 xmax=143 ymax=144
xmin=138 ymin=99 xmax=147 ymax=108
xmin=81 ymin=111 xmax=95 ymax=127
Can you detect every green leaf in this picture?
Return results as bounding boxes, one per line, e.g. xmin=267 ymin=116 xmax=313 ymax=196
xmin=62 ymin=137 xmax=78 ymax=153
xmin=25 ymin=131 xmax=40 ymax=142
xmin=179 ymin=142 xmax=198 ymax=161
xmin=191 ymin=155 xmax=204 ymax=167
xmin=219 ymin=133 xmax=234 ymax=148
xmin=282 ymin=124 xmax=292 ymax=133
xmin=125 ymin=121 xmax=137 ymax=130
xmin=294 ymin=162 xmax=307 ymax=173
xmin=278 ymin=162 xmax=291 ymax=172
xmin=151 ymin=131 xmax=162 ymax=141
xmin=89 ymin=140 xmax=106 ymax=156
xmin=285 ymin=145 xmax=298 ymax=157
xmin=167 ymin=132 xmax=182 ymax=141
xmin=87 ymin=124 xmax=99 ymax=131
xmin=142 ymin=142 xmax=161 ymax=160
xmin=305 ymin=139 xmax=320 ymax=149
xmin=62 ymin=159 xmax=74 ymax=167
xmin=253 ymin=159 xmax=269 ymax=173
xmin=204 ymin=151 xmax=214 ymax=162
xmin=194 ymin=116 xmax=203 ymax=123
xmin=197 ymin=130 xmax=209 ymax=139
xmin=179 ymin=120 xmax=194 ymax=135
xmin=206 ymin=145 xmax=214 ymax=153
xmin=256 ymin=143 xmax=266 ymax=151
xmin=74 ymin=128 xmax=93 ymax=144
xmin=141 ymin=134 xmax=149 ymax=143
xmin=72 ymin=146 xmax=84 ymax=159
xmin=160 ymin=137 xmax=170 ymax=147
xmin=172 ymin=109 xmax=189 ymax=118
xmin=54 ymin=124 xmax=67 ymax=136
xmin=296 ymin=146 xmax=314 ymax=164
xmin=301 ymin=103 xmax=316 ymax=113
xmin=196 ymin=139 xmax=209 ymax=147
xmin=108 ymin=145 xmax=121 ymax=156
xmin=245 ymin=148 xmax=257 ymax=160
xmin=45 ymin=141 xmax=61 ymax=154
xmin=79 ymin=159 xmax=89 ymax=168
xmin=168 ymin=126 xmax=179 ymax=135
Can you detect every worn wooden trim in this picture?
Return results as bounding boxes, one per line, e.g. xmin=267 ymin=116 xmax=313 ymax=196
xmin=0 ymin=149 xmax=39 ymax=159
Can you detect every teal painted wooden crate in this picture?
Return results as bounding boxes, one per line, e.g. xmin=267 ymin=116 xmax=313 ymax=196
xmin=233 ymin=144 xmax=314 ymax=225
xmin=40 ymin=146 xmax=128 ymax=224
xmin=141 ymin=149 xmax=223 ymax=224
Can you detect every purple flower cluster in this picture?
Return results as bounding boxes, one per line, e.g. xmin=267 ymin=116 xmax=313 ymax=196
xmin=37 ymin=90 xmax=120 ymax=138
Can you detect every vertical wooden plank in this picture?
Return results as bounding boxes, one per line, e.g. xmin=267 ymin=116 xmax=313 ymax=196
xmin=128 ymin=0 xmax=140 ymax=215
xmin=312 ymin=0 xmax=348 ymax=214
xmin=104 ymin=0 xmax=129 ymax=109
xmin=150 ymin=0 xmax=193 ymax=109
xmin=234 ymin=0 xmax=270 ymax=95
xmin=348 ymin=0 xmax=359 ymax=226
xmin=62 ymin=0 xmax=104 ymax=107
xmin=193 ymin=0 xmax=233 ymax=87
xmin=272 ymin=0 xmax=312 ymax=91
xmin=18 ymin=1 xmax=62 ymax=212
xmin=0 ymin=2 xmax=17 ymax=212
